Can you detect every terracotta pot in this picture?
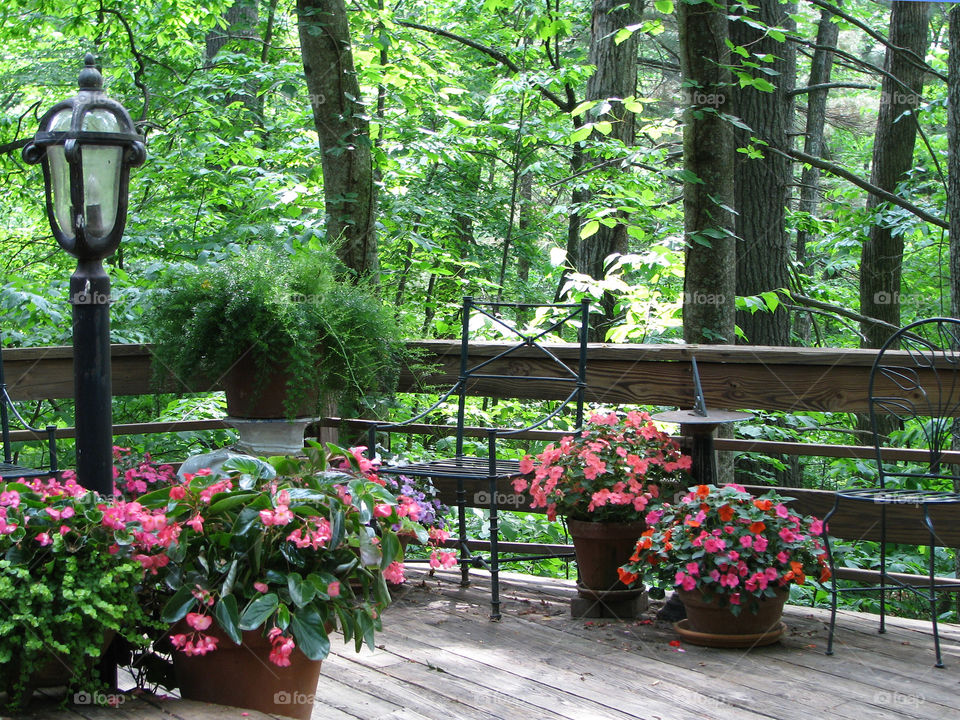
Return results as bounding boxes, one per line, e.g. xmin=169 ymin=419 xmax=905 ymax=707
xmin=567 ymin=518 xmax=646 ymax=593
xmin=677 ymin=587 xmax=788 ymax=638
xmin=172 ymin=625 xmax=324 ymax=720
xmin=222 ymin=353 xmax=320 ymax=419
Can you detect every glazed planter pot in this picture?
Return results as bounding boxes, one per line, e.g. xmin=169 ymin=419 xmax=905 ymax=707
xmin=567 ymin=518 xmax=646 ymax=592
xmin=172 ymin=625 xmax=324 ymax=720
xmin=221 ymin=354 xmax=320 ymax=419
xmin=675 ymin=587 xmax=789 ymax=647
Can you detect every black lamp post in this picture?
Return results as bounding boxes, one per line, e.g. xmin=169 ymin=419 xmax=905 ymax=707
xmin=23 ymin=54 xmax=145 ymax=493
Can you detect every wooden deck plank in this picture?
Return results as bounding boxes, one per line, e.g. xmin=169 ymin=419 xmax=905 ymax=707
xmin=7 ymin=566 xmax=960 ymax=720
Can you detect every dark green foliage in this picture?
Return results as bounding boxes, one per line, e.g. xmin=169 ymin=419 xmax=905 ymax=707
xmin=147 ymin=241 xmax=405 ymax=417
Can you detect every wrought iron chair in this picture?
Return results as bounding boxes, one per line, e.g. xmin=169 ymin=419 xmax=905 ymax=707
xmin=1 ymin=338 xmax=59 ymax=480
xmin=368 ymin=297 xmax=589 ymax=619
xmin=824 ymin=317 xmax=960 ymax=667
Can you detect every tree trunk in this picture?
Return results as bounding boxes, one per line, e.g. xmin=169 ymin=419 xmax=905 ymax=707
xmin=859 ymin=1 xmax=930 ymax=347
xmin=678 ymin=0 xmax=735 ymax=345
xmin=795 ymin=3 xmax=840 ymax=344
xmin=577 ymin=0 xmax=643 ymax=339
xmin=297 ymin=0 xmax=379 ymax=278
xmin=730 ymin=0 xmax=796 ymax=347
xmin=952 ymin=7 xmax=960 ymax=323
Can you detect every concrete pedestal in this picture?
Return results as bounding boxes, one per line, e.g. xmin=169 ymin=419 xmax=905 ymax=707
xmin=224 ymin=416 xmax=317 ymax=456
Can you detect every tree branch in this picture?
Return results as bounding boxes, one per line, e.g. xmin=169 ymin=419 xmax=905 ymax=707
xmin=397 ymin=20 xmax=574 ymax=111
xmin=773 ymin=147 xmax=948 ymax=230
xmin=100 ymin=8 xmax=150 ymax=121
xmin=791 ymin=293 xmax=902 ymax=333
xmin=806 ymin=0 xmax=946 ymax=82
xmin=788 ymin=82 xmax=875 ymax=97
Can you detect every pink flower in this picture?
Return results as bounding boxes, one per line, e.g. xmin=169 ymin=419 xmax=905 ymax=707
xmin=383 ymin=561 xmax=405 ymax=585
xmin=703 ymin=537 xmax=726 ymax=554
xmin=268 ymin=634 xmax=296 ymax=667
xmin=186 ymin=514 xmax=205 ymax=533
xmin=685 ymin=562 xmax=700 ymax=576
xmin=775 ymin=503 xmax=789 ymax=518
xmin=327 ymin=581 xmax=341 ymax=598
xmin=186 ymin=612 xmax=213 ymax=631
xmin=373 ymin=503 xmax=393 ymax=518
xmin=254 ymin=582 xmax=269 ymax=593
xmin=809 ymin=518 xmax=823 ymax=536
xmin=35 ymin=532 xmax=52 ymax=546
xmin=739 ymin=535 xmax=753 ymax=548
xmin=429 ymin=550 xmax=458 ymax=570
xmin=518 ymin=456 xmax=535 ymax=475
xmin=753 ymin=536 xmax=768 ymax=552
xmin=779 ymin=527 xmax=797 ymax=543
xmin=169 ymin=484 xmax=187 ymax=500
xmin=776 ymin=551 xmax=789 ymax=564
xmin=0 ymin=490 xmax=20 ymax=507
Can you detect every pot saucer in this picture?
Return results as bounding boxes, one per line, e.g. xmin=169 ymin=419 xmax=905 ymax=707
xmin=673 ymin=619 xmax=786 ymax=648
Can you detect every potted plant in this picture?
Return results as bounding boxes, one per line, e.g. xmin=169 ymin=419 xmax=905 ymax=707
xmin=331 ymin=446 xmax=457 ymax=577
xmin=512 ymin=410 xmax=692 ymax=597
xmin=147 ymin=241 xmax=405 ymax=421
xmin=132 ymin=443 xmax=411 ymax=719
xmin=617 ymin=483 xmax=831 ymax=646
xmin=0 ymin=475 xmax=154 ymax=711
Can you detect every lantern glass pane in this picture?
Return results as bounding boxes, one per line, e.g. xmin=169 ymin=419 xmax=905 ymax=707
xmin=47 ymin=109 xmax=73 ymax=240
xmin=80 ymin=110 xmax=123 ymax=238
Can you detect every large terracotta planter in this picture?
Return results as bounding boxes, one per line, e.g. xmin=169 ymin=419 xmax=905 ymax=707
xmin=172 ymin=625 xmax=324 ymax=720
xmin=222 ymin=353 xmax=320 ymax=419
xmin=567 ymin=518 xmax=646 ymax=592
xmin=675 ymin=587 xmax=788 ymax=647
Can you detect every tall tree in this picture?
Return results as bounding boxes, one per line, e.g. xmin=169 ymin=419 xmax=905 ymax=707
xmin=859 ymin=0 xmax=930 ymax=347
xmin=297 ymin=0 xmax=379 ymax=277
xmin=577 ymin=0 xmax=643 ymax=337
xmin=678 ymin=0 xmax=736 ymax=345
xmin=730 ymin=0 xmax=796 ymax=346
xmin=950 ymin=6 xmax=960 ymax=323
xmin=794 ymin=2 xmax=840 ymax=343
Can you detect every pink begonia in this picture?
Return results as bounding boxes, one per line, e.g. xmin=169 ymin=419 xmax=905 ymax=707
xmin=327 ymin=581 xmax=341 ymax=598
xmin=373 ymin=503 xmax=393 ymax=518
xmin=254 ymin=582 xmax=269 ymax=593
xmin=428 ymin=527 xmax=451 ymax=544
xmin=186 ymin=612 xmax=213 ymax=631
xmin=35 ymin=532 xmax=52 ymax=546
xmin=186 ymin=514 xmax=205 ymax=533
xmin=260 ymin=505 xmax=294 ymax=526
xmin=383 ymin=561 xmax=405 ymax=585
xmin=429 ymin=550 xmax=458 ymax=570
xmin=0 ymin=490 xmax=20 ymax=507
xmin=169 ymin=484 xmax=187 ymax=500
xmin=0 ymin=518 xmax=18 ymax=535
xmin=268 ymin=634 xmax=296 ymax=667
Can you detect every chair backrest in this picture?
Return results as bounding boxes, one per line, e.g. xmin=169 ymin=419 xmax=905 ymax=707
xmin=868 ymin=317 xmax=960 ymax=488
xmin=452 ymin=297 xmax=589 ymax=456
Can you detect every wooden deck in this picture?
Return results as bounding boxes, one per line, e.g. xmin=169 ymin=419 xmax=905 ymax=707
xmin=8 ymin=566 xmax=960 ymax=720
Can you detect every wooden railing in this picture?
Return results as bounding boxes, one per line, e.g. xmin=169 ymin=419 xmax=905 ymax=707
xmin=5 ymin=341 xmax=960 ymax=551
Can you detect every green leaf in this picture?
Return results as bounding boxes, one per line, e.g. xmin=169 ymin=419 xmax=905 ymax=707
xmin=239 ymin=593 xmax=279 ymax=630
xmin=289 ymin=608 xmax=331 ymax=661
xmin=760 ymin=290 xmax=781 ymax=312
xmin=380 ymin=531 xmax=401 ymax=569
xmin=207 ymin=492 xmax=258 ymax=514
xmin=214 ymin=595 xmax=242 ymax=645
xmin=569 ymin=125 xmax=592 ymax=142
xmin=288 ymin=572 xmax=317 ymax=607
xmin=161 ymin=585 xmax=197 ymax=624
xmin=580 ymin=220 xmax=600 ymax=239
xmin=654 ymin=0 xmax=674 ymax=13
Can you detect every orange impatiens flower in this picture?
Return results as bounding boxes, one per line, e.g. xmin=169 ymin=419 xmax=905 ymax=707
xmin=749 ymin=521 xmax=766 ymax=534
xmin=753 ymin=498 xmax=773 ymax=512
xmin=618 ymin=567 xmax=639 ymax=585
xmin=696 ymin=485 xmax=711 ymax=499
xmin=717 ymin=504 xmax=735 ymax=522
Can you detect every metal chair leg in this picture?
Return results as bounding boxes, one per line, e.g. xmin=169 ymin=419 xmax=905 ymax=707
xmin=456 ymin=476 xmax=470 ymax=587
xmin=488 ymin=473 xmax=501 ymax=621
xmin=823 ymin=498 xmax=840 ymax=656
xmin=923 ymin=510 xmax=944 ymax=668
